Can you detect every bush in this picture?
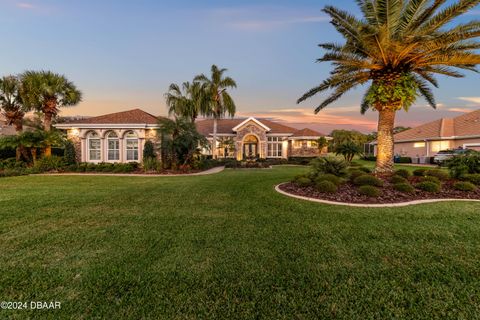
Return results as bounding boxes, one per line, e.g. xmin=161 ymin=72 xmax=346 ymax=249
xmin=420 ymin=176 xmax=441 ymax=185
xmin=288 ymin=157 xmax=316 ymax=165
xmin=447 ymin=151 xmax=480 ymax=178
xmin=394 ymin=169 xmax=411 ymax=179
xmin=416 ymin=181 xmax=441 ymax=193
xmin=358 ymin=185 xmax=381 ymax=197
xmin=296 ymin=177 xmax=312 ymax=187
xmin=35 ymin=156 xmax=66 ymax=172
xmin=316 ymin=180 xmax=337 ymax=193
xmin=391 ymin=175 xmax=407 ymax=184
xmin=453 ymin=181 xmax=477 ymax=192
xmin=353 ymin=174 xmax=384 ymax=187
xmin=393 ymin=183 xmax=415 ymax=194
xmin=362 ymin=155 xmax=376 ymax=161
xmin=315 ymin=174 xmax=343 ymax=186
xmin=0 ymin=158 xmax=26 ymax=170
xmin=425 ymin=169 xmax=449 ymax=181
xmin=143 ymin=157 xmax=160 ymax=172
xmin=348 ymin=169 xmax=365 ymax=182
xmin=0 ymin=167 xmax=28 ymax=177
xmin=64 ymin=140 xmax=76 ymax=164
xmin=460 ymin=173 xmax=480 ymax=185
xmin=395 ymin=157 xmax=412 ymax=163
xmin=310 ymin=157 xmax=348 ymax=177
xmin=413 ymin=168 xmax=427 ymax=177
xmin=143 ymin=140 xmax=157 ymax=159
xmin=358 ymin=166 xmax=372 ymax=173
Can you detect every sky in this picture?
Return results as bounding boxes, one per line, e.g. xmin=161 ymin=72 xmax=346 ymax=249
xmin=1 ymin=0 xmax=479 ymax=134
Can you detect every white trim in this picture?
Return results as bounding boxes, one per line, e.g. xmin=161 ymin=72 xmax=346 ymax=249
xmin=55 ymin=123 xmax=159 ymax=129
xmin=371 ymin=134 xmax=480 ymax=145
xmin=266 ymin=133 xmax=294 ymax=137
xmin=463 ymin=143 xmax=480 ymax=149
xmin=232 ymin=117 xmax=271 ymax=132
xmin=275 ymin=183 xmax=480 ymax=208
xmin=288 ymin=136 xmax=330 ymax=140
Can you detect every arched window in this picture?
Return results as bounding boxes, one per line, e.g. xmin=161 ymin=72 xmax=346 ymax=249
xmin=107 ymin=131 xmax=120 ymax=161
xmin=87 ymin=131 xmax=101 ymax=161
xmin=125 ymin=131 xmax=139 ymax=161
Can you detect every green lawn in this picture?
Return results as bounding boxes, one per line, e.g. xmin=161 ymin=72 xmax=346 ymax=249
xmin=1 ymin=166 xmax=480 ymax=319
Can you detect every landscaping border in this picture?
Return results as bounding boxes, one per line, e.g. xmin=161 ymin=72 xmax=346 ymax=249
xmin=36 ymin=166 xmax=225 ymax=177
xmin=275 ymin=183 xmax=480 ymax=208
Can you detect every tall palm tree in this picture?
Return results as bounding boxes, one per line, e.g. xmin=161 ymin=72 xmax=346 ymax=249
xmin=165 ymin=81 xmax=207 ymax=122
xmin=21 ymin=71 xmax=82 ymax=156
xmin=298 ymin=0 xmax=480 ymax=174
xmin=0 ymin=75 xmax=28 ymax=132
xmin=194 ymin=65 xmax=237 ymax=159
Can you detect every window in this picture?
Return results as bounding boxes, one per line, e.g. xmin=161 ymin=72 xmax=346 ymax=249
xmin=87 ymin=132 xmax=101 ymax=161
xmin=414 ymin=142 xmax=426 ymax=148
xmin=293 ymin=140 xmax=303 ymax=148
xmin=267 ymin=137 xmax=282 ymax=158
xmin=307 ymin=140 xmax=318 ymax=148
xmin=107 ymin=132 xmax=119 ymax=161
xmin=125 ymin=131 xmax=139 ymax=161
xmin=430 ymin=141 xmax=450 ymax=153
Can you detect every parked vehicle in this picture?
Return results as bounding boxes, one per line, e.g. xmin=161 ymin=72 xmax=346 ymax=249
xmin=433 ymin=149 xmax=470 ymax=164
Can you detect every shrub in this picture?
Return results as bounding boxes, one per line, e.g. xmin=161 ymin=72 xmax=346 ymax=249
xmin=358 ymin=166 xmax=372 ymax=173
xmin=315 ymin=174 xmax=343 ymax=186
xmin=349 ymin=161 xmax=362 ymax=167
xmin=460 ymin=173 xmax=480 ymax=185
xmin=425 ymin=169 xmax=449 ymax=181
xmin=393 ymin=183 xmax=415 ymax=194
xmin=143 ymin=140 xmax=157 ymax=159
xmin=353 ymin=174 xmax=384 ymax=187
xmin=358 ymin=185 xmax=381 ymax=197
xmin=420 ymin=176 xmax=441 ymax=185
xmin=453 ymin=181 xmax=477 ymax=192
xmin=447 ymin=151 xmax=480 ymax=178
xmin=413 ymin=168 xmax=427 ymax=177
xmin=0 ymin=168 xmax=28 ymax=177
xmin=394 ymin=169 xmax=411 ymax=179
xmin=0 ymin=158 xmax=26 ymax=170
xmin=35 ymin=156 xmax=66 ymax=172
xmin=310 ymin=157 xmax=348 ymax=177
xmin=362 ymin=155 xmax=376 ymax=161
xmin=64 ymin=140 xmax=76 ymax=164
xmin=416 ymin=181 xmax=441 ymax=193
xmin=316 ymin=180 xmax=337 ymax=193
xmin=395 ymin=157 xmax=412 ymax=163
xmin=143 ymin=157 xmax=160 ymax=172
xmin=391 ymin=175 xmax=407 ymax=184
xmin=296 ymin=177 xmax=312 ymax=187
xmin=348 ymin=169 xmax=365 ymax=182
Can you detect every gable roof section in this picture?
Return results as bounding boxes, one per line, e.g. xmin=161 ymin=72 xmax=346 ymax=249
xmin=394 ymin=109 xmax=480 ymax=142
xmin=64 ymin=108 xmax=161 ymax=125
xmin=291 ymin=128 xmax=324 ymax=138
xmin=195 ymin=118 xmax=300 ymax=135
xmin=232 ymin=117 xmax=271 ymax=132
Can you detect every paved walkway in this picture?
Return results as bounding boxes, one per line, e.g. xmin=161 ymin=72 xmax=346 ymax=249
xmin=37 ymin=166 xmax=225 ymax=177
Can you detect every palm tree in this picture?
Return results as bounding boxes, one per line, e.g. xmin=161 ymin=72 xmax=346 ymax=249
xmin=298 ymin=0 xmax=480 ymax=174
xmin=194 ymin=65 xmax=237 ymax=159
xmin=21 ymin=71 xmax=82 ymax=156
xmin=0 ymin=75 xmax=28 ymax=132
xmin=165 ymin=81 xmax=207 ymax=122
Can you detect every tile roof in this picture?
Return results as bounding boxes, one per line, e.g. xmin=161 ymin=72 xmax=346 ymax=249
xmin=394 ymin=109 xmax=480 ymax=141
xmin=195 ymin=118 xmax=301 ymax=135
xmin=291 ymin=128 xmax=324 ymax=137
xmin=69 ymin=108 xmax=162 ymax=124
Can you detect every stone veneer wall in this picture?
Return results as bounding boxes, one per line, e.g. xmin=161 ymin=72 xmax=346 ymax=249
xmin=67 ymin=130 xmax=82 ymax=163
xmin=144 ymin=129 xmax=162 ymax=160
xmin=235 ymin=122 xmax=268 ymax=159
xmin=289 ymin=141 xmax=324 ymax=157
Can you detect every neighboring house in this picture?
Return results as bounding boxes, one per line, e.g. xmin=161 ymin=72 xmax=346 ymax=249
xmin=372 ymin=109 xmax=480 ymax=158
xmin=0 ymin=116 xmax=16 ymax=136
xmin=56 ymin=109 xmax=330 ymax=163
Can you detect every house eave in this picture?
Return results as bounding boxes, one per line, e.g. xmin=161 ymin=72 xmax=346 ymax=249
xmin=370 ymin=134 xmax=480 ymax=145
xmin=55 ymin=123 xmax=159 ymax=129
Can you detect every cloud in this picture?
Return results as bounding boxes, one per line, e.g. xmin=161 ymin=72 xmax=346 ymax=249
xmin=16 ymin=2 xmax=35 ymax=9
xmin=458 ymin=97 xmax=480 ymax=105
xmin=230 ymin=16 xmax=329 ymax=31
xmin=448 ymin=108 xmax=474 ymax=113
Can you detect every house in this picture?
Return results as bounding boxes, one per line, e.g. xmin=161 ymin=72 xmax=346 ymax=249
xmin=0 ymin=116 xmax=17 ymax=136
xmin=373 ymin=109 xmax=480 ymax=158
xmin=55 ymin=109 xmax=329 ymax=163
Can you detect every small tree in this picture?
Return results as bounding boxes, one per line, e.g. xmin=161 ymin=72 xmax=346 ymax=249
xmin=64 ymin=140 xmax=76 ymax=164
xmin=335 ymin=141 xmax=363 ymax=163
xmin=317 ymin=137 xmax=328 ymax=154
xmin=143 ymin=140 xmax=157 ymax=160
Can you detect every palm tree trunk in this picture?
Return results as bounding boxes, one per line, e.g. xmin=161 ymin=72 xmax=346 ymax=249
xmin=43 ymin=112 xmax=53 ymax=157
xmin=14 ymin=121 xmax=24 ymax=161
xmin=375 ymin=109 xmax=396 ymax=175
xmin=31 ymin=148 xmax=37 ymax=165
xmin=212 ymin=118 xmax=218 ymax=159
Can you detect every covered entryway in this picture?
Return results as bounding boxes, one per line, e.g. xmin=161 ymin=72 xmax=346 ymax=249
xmin=243 ymin=135 xmax=259 ymax=159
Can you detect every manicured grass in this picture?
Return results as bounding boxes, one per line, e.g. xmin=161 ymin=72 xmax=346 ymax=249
xmin=1 ymin=166 xmax=480 ymax=319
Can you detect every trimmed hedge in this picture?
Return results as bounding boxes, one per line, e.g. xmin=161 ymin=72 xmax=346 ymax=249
xmin=353 ymin=174 xmax=384 ymax=187
xmin=393 ymin=183 xmax=415 ymax=194
xmin=391 ymin=175 xmax=407 ymax=184
xmin=416 ymin=181 xmax=441 ymax=193
xmin=358 ymin=185 xmax=381 ymax=197
xmin=316 ymin=180 xmax=337 ymax=193
xmin=460 ymin=174 xmax=480 ymax=186
xmin=394 ymin=169 xmax=411 ymax=179
xmin=420 ymin=176 xmax=441 ymax=185
xmin=296 ymin=177 xmax=312 ymax=187
xmin=453 ymin=181 xmax=477 ymax=192
xmin=315 ymin=174 xmax=343 ymax=186
xmin=425 ymin=169 xmax=449 ymax=181
xmin=413 ymin=168 xmax=427 ymax=177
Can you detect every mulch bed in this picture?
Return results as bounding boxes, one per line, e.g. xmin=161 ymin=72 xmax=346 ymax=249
xmin=279 ymin=177 xmax=480 ymax=204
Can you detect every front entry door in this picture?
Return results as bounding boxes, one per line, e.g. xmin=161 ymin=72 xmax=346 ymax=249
xmin=243 ymin=143 xmax=257 ymax=158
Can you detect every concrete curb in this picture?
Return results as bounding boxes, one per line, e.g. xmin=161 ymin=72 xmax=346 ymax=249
xmin=36 ymin=166 xmax=225 ymax=177
xmin=275 ymin=183 xmax=480 ymax=208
